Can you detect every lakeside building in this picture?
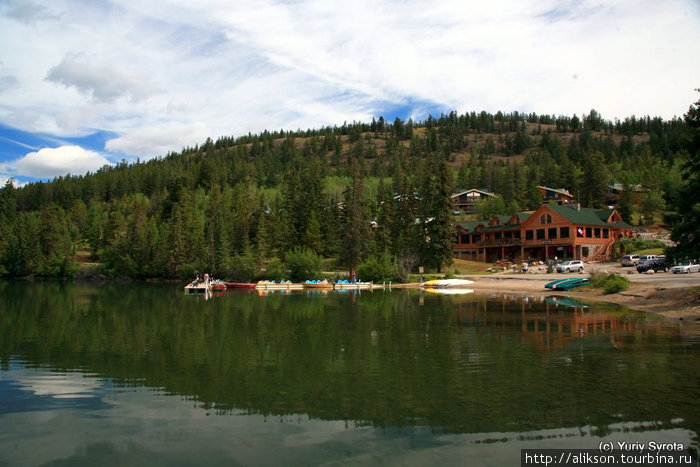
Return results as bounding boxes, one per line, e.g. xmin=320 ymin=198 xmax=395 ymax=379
xmin=450 ymin=188 xmax=494 ymax=214
xmin=454 ymin=203 xmax=632 ymax=263
xmin=537 ymin=186 xmax=575 ymax=204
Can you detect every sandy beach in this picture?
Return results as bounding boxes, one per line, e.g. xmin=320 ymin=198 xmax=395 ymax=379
xmin=459 ymin=272 xmax=700 ymax=321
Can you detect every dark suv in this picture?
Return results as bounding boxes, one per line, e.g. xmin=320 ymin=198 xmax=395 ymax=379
xmin=636 ymin=258 xmax=667 ymax=273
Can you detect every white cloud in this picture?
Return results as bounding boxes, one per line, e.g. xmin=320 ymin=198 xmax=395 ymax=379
xmin=0 ymin=0 xmax=698 ymax=167
xmin=46 ymin=52 xmax=157 ymax=102
xmin=11 ymin=146 xmax=113 ymax=179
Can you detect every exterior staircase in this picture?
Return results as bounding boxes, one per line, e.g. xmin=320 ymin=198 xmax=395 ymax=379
xmin=590 ymin=238 xmax=616 ymax=262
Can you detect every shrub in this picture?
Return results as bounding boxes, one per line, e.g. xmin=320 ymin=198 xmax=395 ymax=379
xmin=590 ymin=271 xmax=630 ymax=295
xmin=285 ymin=247 xmax=321 ymax=282
xmin=356 ymin=252 xmax=394 ymax=283
xmin=263 ymin=258 xmax=287 ymax=281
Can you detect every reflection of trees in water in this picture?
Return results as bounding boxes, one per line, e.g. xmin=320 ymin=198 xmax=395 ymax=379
xmin=0 ymin=281 xmax=697 ymax=436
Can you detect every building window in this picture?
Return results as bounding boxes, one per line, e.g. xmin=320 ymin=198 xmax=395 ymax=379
xmin=473 ymin=234 xmax=481 ymax=242
xmin=460 ymin=234 xmax=469 ymax=244
xmin=540 ymin=214 xmax=546 ymax=224
xmin=495 ymin=232 xmax=502 ymax=240
xmin=525 ymin=230 xmax=534 ymax=240
xmin=548 ymin=228 xmax=557 ymax=239
xmin=560 ymin=227 xmax=569 ymax=238
xmin=594 ymin=228 xmax=601 ymax=238
xmin=603 ymin=229 xmax=609 ymax=238
xmin=537 ymin=229 xmax=545 ymax=240
xmin=514 ymin=231 xmax=521 ymax=239
xmin=547 ymin=214 xmax=552 ymax=224
xmin=586 ymin=227 xmax=592 ymax=238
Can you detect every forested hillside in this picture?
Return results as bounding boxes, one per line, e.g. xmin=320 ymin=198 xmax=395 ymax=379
xmin=0 ymin=106 xmax=694 ymax=281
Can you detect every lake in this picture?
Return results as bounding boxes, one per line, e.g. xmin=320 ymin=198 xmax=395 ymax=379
xmin=1 ymin=281 xmax=698 ymax=466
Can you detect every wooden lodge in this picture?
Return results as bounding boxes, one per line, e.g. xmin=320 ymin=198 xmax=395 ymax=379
xmin=454 ymin=203 xmax=631 ymax=263
xmin=450 ymin=188 xmax=494 ymax=214
xmin=538 ymin=186 xmax=575 ymax=204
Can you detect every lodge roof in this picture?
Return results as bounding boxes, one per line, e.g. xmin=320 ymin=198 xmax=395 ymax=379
xmin=454 ymin=204 xmax=630 ymax=234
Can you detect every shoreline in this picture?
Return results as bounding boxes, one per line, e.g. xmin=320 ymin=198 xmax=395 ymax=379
xmin=420 ymin=275 xmax=700 ymax=321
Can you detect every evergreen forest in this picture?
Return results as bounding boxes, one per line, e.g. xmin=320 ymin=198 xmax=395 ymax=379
xmin=1 ymin=100 xmax=698 ymax=281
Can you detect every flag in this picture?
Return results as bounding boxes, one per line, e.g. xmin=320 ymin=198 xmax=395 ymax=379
xmin=577 ymin=227 xmax=585 ymax=237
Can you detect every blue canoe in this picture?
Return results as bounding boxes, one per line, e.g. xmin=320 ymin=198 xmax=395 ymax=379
xmin=544 ymin=278 xmax=573 ymax=289
xmin=553 ymin=277 xmax=590 ymax=291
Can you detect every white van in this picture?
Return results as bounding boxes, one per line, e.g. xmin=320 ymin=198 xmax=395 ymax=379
xmin=621 ymin=254 xmax=641 ymax=266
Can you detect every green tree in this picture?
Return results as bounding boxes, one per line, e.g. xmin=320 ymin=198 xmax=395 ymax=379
xmin=418 ymin=155 xmax=455 ymax=272
xmin=668 ymin=93 xmax=700 ymax=262
xmin=581 ymin=151 xmax=609 ymax=208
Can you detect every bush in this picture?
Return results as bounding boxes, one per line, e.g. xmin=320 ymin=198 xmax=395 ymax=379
xmin=229 ymin=253 xmax=259 ymax=282
xmin=263 ymin=258 xmax=287 ymax=281
xmin=356 ymin=252 xmax=394 ymax=283
xmin=285 ymin=247 xmax=321 ymax=282
xmin=590 ymin=271 xmax=629 ymax=295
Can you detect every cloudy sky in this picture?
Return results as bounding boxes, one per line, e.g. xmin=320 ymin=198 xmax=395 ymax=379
xmin=0 ymin=0 xmax=698 ymax=184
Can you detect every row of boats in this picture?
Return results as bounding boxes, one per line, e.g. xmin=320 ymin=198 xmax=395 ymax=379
xmin=184 ymin=277 xmax=381 ymax=294
xmin=185 ymin=277 xmax=478 ymax=294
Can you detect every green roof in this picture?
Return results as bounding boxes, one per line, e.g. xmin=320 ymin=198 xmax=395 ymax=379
xmin=453 ymin=205 xmax=631 ymax=233
xmin=547 ymin=204 xmax=631 ymax=227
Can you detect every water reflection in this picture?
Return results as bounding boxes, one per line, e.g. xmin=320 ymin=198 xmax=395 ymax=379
xmin=0 ymin=281 xmax=698 ymax=465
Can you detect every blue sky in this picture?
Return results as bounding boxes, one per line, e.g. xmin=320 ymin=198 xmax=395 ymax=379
xmin=1 ymin=0 xmax=699 ymax=185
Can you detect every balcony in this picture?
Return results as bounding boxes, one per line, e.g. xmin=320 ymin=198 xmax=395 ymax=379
xmin=478 ymin=238 xmax=522 ymax=247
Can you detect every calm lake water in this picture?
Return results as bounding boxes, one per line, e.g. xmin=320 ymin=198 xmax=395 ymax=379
xmin=1 ymin=281 xmax=698 ymax=466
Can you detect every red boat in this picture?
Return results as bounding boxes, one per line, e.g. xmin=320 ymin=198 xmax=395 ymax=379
xmin=224 ymin=282 xmax=256 ymax=290
xmin=210 ymin=280 xmax=227 ymax=291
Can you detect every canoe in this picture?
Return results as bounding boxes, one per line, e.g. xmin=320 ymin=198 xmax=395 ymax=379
xmin=544 ymin=278 xmax=572 ymax=289
xmin=421 ymin=279 xmax=474 ymax=288
xmin=550 ymin=277 xmax=590 ymax=291
xmin=225 ymin=282 xmax=256 ymax=290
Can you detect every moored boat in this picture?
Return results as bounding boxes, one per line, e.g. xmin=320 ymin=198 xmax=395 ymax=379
xmin=553 ymin=277 xmax=589 ymax=291
xmin=225 ymin=282 xmax=256 ymax=290
xmin=421 ymin=278 xmax=474 ymax=288
xmin=210 ymin=279 xmax=227 ymax=291
xmin=544 ymin=278 xmax=572 ymax=289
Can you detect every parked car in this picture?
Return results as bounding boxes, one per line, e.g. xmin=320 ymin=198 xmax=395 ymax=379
xmin=636 ymin=258 xmax=668 ymax=273
xmin=556 ymin=260 xmax=584 ymax=273
xmin=621 ymin=254 xmax=641 ymax=266
xmin=671 ymin=263 xmax=700 ymax=274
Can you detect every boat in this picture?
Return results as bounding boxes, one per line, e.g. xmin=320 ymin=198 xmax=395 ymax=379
xmin=334 ymin=280 xmax=372 ymax=290
xmin=255 ymin=280 xmax=304 ymax=290
xmin=210 ymin=279 xmax=227 ymax=291
xmin=225 ymin=282 xmax=256 ymax=290
xmin=549 ymin=277 xmax=590 ymax=291
xmin=544 ymin=278 xmax=572 ymax=289
xmin=421 ymin=278 xmax=474 ymax=288
xmin=303 ymin=280 xmax=333 ymax=289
